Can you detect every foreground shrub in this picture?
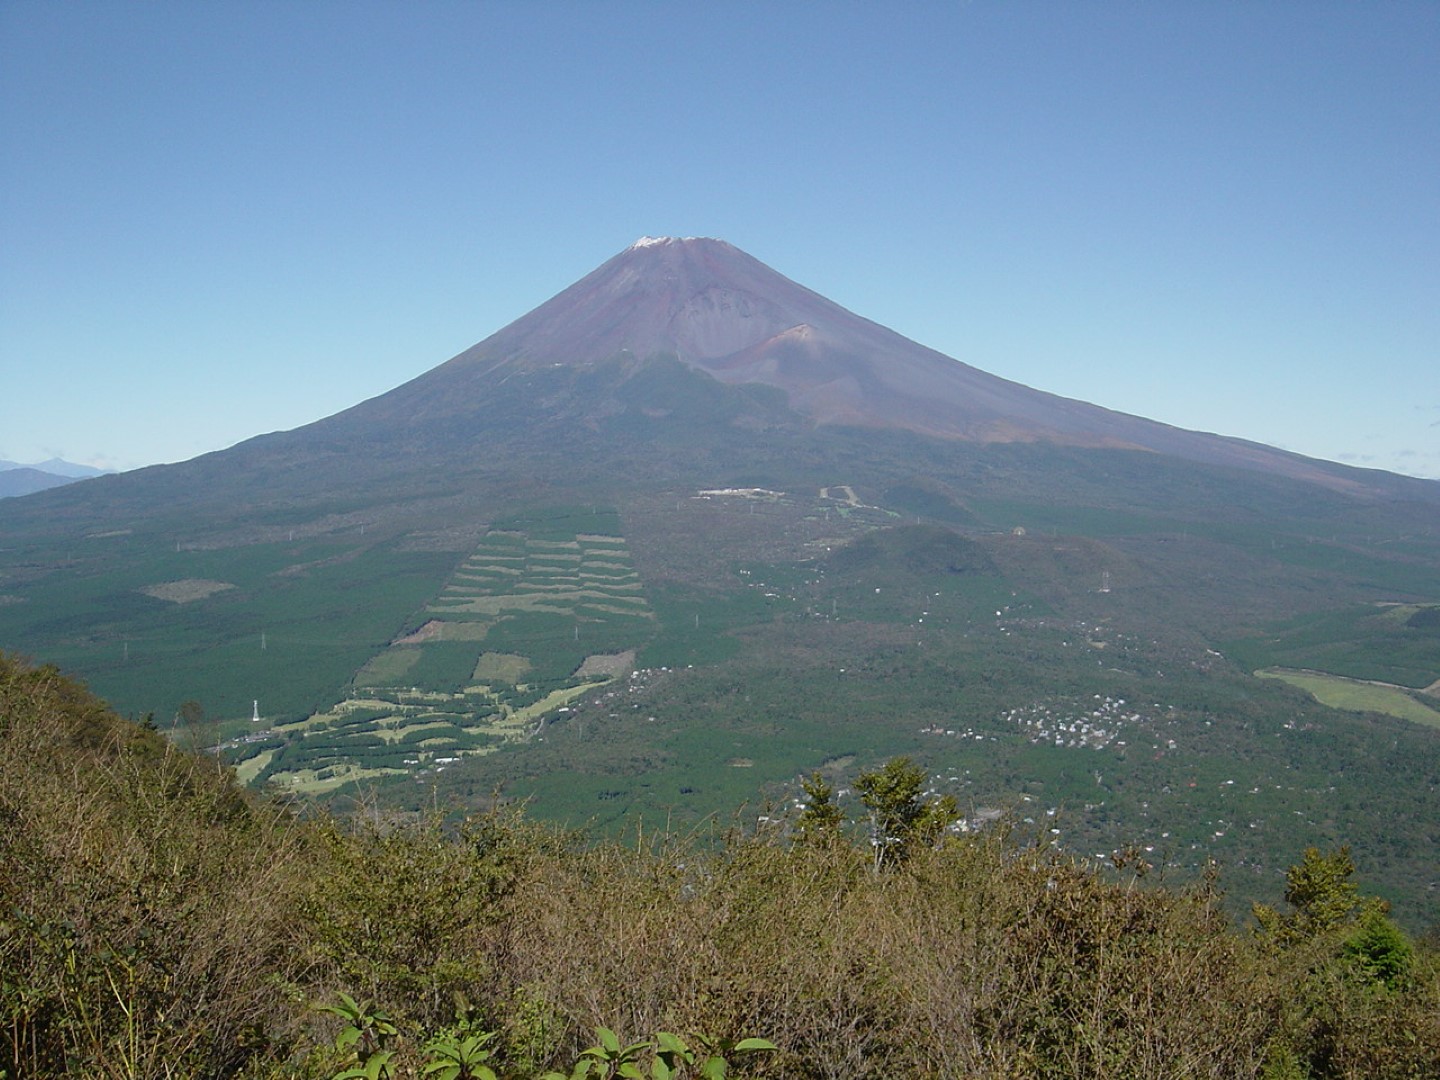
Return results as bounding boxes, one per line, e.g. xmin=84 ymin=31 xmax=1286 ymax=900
xmin=0 ymin=657 xmax=309 ymax=1078
xmin=4 ymin=656 xmax=1439 ymax=1078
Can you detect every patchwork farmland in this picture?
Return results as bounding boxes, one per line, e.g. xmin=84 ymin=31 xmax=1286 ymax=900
xmin=226 ymin=528 xmax=654 ymax=793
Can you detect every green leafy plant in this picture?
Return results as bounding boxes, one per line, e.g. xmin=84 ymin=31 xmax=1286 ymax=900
xmin=653 ymin=1031 xmax=778 ymax=1080
xmin=540 ymin=1028 xmax=776 ymax=1080
xmin=421 ymin=1029 xmax=499 ymax=1080
xmin=318 ymin=992 xmax=398 ymax=1080
xmin=570 ymin=1026 xmax=654 ymax=1079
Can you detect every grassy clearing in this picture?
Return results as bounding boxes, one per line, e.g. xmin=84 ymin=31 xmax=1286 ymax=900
xmin=273 ymin=763 xmax=407 ymax=794
xmin=373 ymin=718 xmax=453 ymax=743
xmin=139 ymin=578 xmax=237 ymax=603
xmin=1257 ymin=668 xmax=1440 ymax=729
xmin=1374 ymin=603 xmax=1428 ymax=624
xmin=575 ymin=650 xmax=635 ymax=678
xmin=232 ymin=748 xmax=273 ymax=785
xmin=434 ymin=589 xmax=648 ymax=615
xmin=506 ymin=682 xmax=606 ymax=728
xmin=472 ymin=651 xmax=531 ymax=683
xmin=391 ymin=619 xmax=493 ymax=644
xmin=432 ymin=596 xmax=574 ymax=615
xmin=354 ymin=647 xmax=421 ymax=686
xmin=584 ymin=603 xmax=656 ymax=618
xmin=579 ymin=572 xmax=640 ymax=585
xmin=433 ymin=620 xmax=495 ymax=640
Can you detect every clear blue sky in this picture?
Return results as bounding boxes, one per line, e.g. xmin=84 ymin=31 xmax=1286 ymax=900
xmin=2 ymin=1 xmax=1436 ymax=479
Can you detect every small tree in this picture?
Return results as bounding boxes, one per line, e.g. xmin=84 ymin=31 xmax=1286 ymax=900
xmin=794 ymin=771 xmax=844 ymax=844
xmin=1253 ymin=845 xmax=1360 ymax=944
xmin=853 ymin=756 xmax=957 ymax=870
xmin=1343 ymin=905 xmax=1414 ymax=988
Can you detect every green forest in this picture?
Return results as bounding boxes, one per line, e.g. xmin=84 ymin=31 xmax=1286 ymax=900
xmin=3 ymin=652 xmax=1437 ymax=1079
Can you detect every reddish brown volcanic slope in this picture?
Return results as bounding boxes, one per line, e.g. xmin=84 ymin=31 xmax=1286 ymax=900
xmin=385 ymin=237 xmax=1361 ymax=490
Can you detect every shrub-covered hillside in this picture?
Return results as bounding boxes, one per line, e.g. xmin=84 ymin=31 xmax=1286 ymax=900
xmin=1 ymin=652 xmax=1437 ymax=1079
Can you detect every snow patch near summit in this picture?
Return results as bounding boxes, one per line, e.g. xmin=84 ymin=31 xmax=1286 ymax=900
xmin=630 ymin=235 xmax=717 ymax=248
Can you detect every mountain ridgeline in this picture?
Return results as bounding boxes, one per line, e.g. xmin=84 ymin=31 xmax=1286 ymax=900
xmin=1 ymin=237 xmax=1437 ymax=928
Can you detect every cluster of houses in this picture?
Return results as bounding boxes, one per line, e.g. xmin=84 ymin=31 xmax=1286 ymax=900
xmin=1000 ymin=694 xmax=1161 ymax=751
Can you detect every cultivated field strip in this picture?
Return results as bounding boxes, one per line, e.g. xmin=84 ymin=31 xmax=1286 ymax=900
xmin=428 ymin=532 xmax=653 ymax=622
xmin=227 ymin=528 xmax=652 ymax=794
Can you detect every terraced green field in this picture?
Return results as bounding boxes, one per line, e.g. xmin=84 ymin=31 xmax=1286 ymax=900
xmin=224 ymin=527 xmax=656 ymax=791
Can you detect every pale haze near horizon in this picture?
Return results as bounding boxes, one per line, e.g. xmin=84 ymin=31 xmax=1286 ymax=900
xmin=1 ymin=2 xmax=1436 ymax=480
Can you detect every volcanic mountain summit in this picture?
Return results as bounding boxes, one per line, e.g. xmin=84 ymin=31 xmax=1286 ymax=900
xmin=330 ymin=236 xmax=1366 ymax=492
xmin=6 ymin=235 xmax=1440 ymax=930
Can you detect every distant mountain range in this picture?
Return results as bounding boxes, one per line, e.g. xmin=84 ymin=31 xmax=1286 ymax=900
xmin=0 ymin=458 xmax=110 ymax=498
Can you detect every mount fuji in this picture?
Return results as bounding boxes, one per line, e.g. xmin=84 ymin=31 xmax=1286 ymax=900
xmin=3 ymin=238 xmax=1438 ymax=924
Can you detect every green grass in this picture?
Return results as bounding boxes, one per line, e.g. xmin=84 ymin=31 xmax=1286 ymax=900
xmin=354 ymin=647 xmax=422 ymax=686
xmin=1256 ymin=668 xmax=1440 ymax=729
xmin=472 ymin=652 xmax=531 ymax=683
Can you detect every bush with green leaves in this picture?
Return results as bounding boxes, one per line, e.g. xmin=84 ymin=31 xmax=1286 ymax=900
xmin=0 ymin=655 xmax=310 ymax=1079
xmin=1253 ymin=844 xmax=1437 ymax=1078
xmin=541 ymin=1027 xmax=775 ymax=1080
xmin=318 ymin=993 xmax=399 ymax=1080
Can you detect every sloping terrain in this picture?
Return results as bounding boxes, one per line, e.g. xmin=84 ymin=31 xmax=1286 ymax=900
xmin=0 ymin=239 xmax=1437 ymax=925
xmin=0 ymin=466 xmax=77 ymax=498
xmin=7 ymin=652 xmax=1437 ymax=1078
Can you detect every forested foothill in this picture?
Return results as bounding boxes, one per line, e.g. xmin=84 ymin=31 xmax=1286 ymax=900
xmin=3 ymin=652 xmax=1437 ymax=1079
xmin=5 ymin=482 xmax=1439 ymax=932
